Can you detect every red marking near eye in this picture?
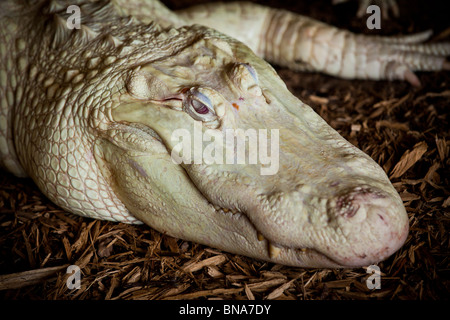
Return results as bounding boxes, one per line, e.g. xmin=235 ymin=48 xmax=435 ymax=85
xmin=180 ymin=87 xmax=189 ymax=94
xmin=239 ymin=97 xmax=244 ymax=101
xmin=232 ymin=103 xmax=239 ymax=110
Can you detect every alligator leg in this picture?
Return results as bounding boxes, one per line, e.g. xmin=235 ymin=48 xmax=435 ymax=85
xmin=177 ymin=1 xmax=450 ymax=86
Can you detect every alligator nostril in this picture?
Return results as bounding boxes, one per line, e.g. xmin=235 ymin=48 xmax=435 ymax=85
xmin=327 ymin=185 xmax=409 ymax=266
xmin=335 ymin=194 xmax=358 ymax=218
xmin=342 ymin=204 xmax=359 ymax=218
xmin=377 ymin=213 xmax=388 ymax=225
xmin=335 ymin=186 xmax=388 ymax=219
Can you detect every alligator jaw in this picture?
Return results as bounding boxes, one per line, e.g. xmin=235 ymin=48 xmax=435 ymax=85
xmin=213 ymin=198 xmax=408 ymax=268
xmin=212 ymin=205 xmax=344 ymax=267
xmin=205 ymin=180 xmax=408 ymax=268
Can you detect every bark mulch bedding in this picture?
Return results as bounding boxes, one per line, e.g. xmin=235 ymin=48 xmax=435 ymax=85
xmin=0 ymin=0 xmax=448 ymax=300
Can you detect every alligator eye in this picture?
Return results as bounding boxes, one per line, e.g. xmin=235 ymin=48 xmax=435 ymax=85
xmin=191 ymin=99 xmax=209 ymax=114
xmin=242 ymin=63 xmax=258 ymax=84
xmin=126 ymin=70 xmax=170 ymax=100
xmin=183 ymin=89 xmax=217 ymax=122
xmin=229 ymin=63 xmax=261 ymax=96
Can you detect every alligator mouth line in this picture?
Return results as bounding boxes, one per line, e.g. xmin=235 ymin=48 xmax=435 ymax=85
xmin=209 ymin=202 xmax=343 ymax=267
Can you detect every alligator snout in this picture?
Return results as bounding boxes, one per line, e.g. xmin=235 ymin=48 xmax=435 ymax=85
xmin=321 ymin=186 xmax=409 ymax=266
xmin=228 ymin=180 xmax=409 ymax=267
xmin=334 ymin=186 xmax=389 ymax=219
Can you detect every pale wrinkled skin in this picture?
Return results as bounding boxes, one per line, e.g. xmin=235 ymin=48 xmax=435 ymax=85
xmin=0 ymin=0 xmax=448 ymax=267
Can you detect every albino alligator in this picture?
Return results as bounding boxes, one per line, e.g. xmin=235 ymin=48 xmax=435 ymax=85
xmin=1 ymin=0 xmax=449 ymax=268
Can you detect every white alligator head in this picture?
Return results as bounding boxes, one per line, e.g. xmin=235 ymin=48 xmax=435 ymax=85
xmin=100 ymin=26 xmax=408 ymax=268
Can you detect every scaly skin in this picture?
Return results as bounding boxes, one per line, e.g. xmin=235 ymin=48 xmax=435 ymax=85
xmin=0 ymin=0 xmax=448 ymax=267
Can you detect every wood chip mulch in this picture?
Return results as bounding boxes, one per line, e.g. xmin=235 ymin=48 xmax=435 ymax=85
xmin=0 ymin=0 xmax=448 ymax=300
